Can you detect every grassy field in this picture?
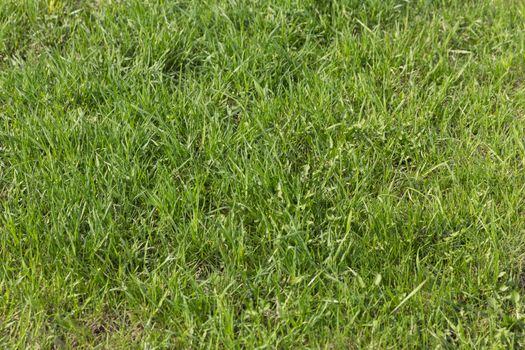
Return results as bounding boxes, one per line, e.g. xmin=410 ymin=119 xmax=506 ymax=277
xmin=1 ymin=0 xmax=525 ymax=348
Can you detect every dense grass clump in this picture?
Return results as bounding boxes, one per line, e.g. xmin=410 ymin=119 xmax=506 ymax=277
xmin=1 ymin=0 xmax=525 ymax=348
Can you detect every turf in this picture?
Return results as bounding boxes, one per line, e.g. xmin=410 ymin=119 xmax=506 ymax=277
xmin=1 ymin=0 xmax=525 ymax=348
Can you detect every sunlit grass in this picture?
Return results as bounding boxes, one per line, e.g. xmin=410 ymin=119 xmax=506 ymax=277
xmin=1 ymin=0 xmax=525 ymax=348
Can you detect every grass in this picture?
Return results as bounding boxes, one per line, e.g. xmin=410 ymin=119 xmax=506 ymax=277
xmin=1 ymin=0 xmax=525 ymax=348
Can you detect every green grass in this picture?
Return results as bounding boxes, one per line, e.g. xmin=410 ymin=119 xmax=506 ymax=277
xmin=1 ymin=0 xmax=525 ymax=348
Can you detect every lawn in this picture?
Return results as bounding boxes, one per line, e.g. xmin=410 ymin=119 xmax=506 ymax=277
xmin=1 ymin=0 xmax=525 ymax=348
